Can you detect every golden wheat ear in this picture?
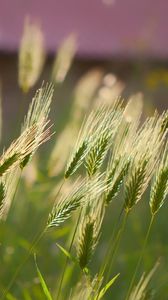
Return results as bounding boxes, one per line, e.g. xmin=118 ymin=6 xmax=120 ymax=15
xmin=0 ymin=82 xmax=2 ymax=142
xmin=21 ymin=83 xmax=54 ymax=167
xmin=0 ymin=168 xmax=20 ymax=220
xmin=0 ymin=124 xmax=52 ymax=219
xmin=0 ymin=123 xmax=49 ymax=177
xmin=22 ymin=82 xmax=54 ymax=130
xmin=18 ymin=17 xmax=46 ymax=93
xmin=0 ymin=127 xmax=40 ymax=220
xmin=52 ymin=34 xmax=77 ymax=84
xmin=0 ymin=84 xmax=54 ymax=220
xmin=71 ymin=274 xmax=103 ymax=300
xmin=129 ymin=261 xmax=160 ymax=300
xmin=160 ymin=111 xmax=168 ymax=135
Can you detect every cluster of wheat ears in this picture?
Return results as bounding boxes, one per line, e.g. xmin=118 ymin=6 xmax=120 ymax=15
xmin=0 ymin=19 xmax=168 ymax=300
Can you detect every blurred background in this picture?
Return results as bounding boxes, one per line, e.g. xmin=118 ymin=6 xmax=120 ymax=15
xmin=0 ymin=0 xmax=168 ymax=141
xmin=0 ymin=1 xmax=168 ymax=299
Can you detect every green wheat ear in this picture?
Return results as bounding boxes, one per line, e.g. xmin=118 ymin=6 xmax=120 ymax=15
xmin=150 ymin=168 xmax=168 ymax=215
xmin=47 ymin=193 xmax=84 ymax=229
xmin=65 ymin=140 xmax=88 ymax=178
xmin=150 ymin=144 xmax=168 ymax=215
xmin=77 ymin=217 xmax=95 ymax=270
xmin=64 ymin=110 xmax=95 ymax=179
xmin=47 ymin=180 xmax=85 ymax=229
xmin=85 ymin=130 xmax=110 ymax=177
xmin=76 ymin=195 xmax=104 ymax=271
xmin=124 ymin=157 xmax=148 ymax=212
xmin=124 ymin=111 xmax=168 ymax=212
xmin=47 ymin=174 xmax=106 ymax=229
xmin=0 ymin=154 xmax=19 ymax=177
xmin=85 ymin=103 xmax=124 ymax=177
xmin=105 ymin=158 xmax=130 ymax=204
xmin=0 ymin=182 xmax=6 ymax=216
xmin=65 ymin=103 xmax=123 ymax=178
xmin=20 ymin=153 xmax=31 ymax=170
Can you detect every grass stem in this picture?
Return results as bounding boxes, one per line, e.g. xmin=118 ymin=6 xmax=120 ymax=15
xmin=98 ymin=204 xmax=124 ymax=279
xmin=56 ymin=209 xmax=82 ymax=300
xmin=95 ymin=208 xmax=128 ymax=300
xmin=125 ymin=214 xmax=155 ymax=300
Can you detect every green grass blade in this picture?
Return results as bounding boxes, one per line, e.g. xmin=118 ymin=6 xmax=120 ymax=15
xmin=96 ymin=273 xmax=120 ymax=299
xmin=56 ymin=243 xmax=77 ymax=264
xmin=34 ymin=255 xmax=53 ymax=300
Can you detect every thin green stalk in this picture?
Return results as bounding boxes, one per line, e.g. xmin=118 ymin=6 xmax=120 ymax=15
xmin=53 ymin=179 xmax=66 ymax=205
xmin=125 ymin=214 xmax=155 ymax=300
xmin=56 ymin=209 xmax=82 ymax=300
xmin=104 ymin=211 xmax=128 ymax=284
xmin=95 ymin=210 xmax=128 ymax=300
xmin=98 ymin=204 xmax=124 ymax=279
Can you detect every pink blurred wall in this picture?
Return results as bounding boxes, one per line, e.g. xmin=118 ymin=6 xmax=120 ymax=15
xmin=0 ymin=0 xmax=167 ymax=59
